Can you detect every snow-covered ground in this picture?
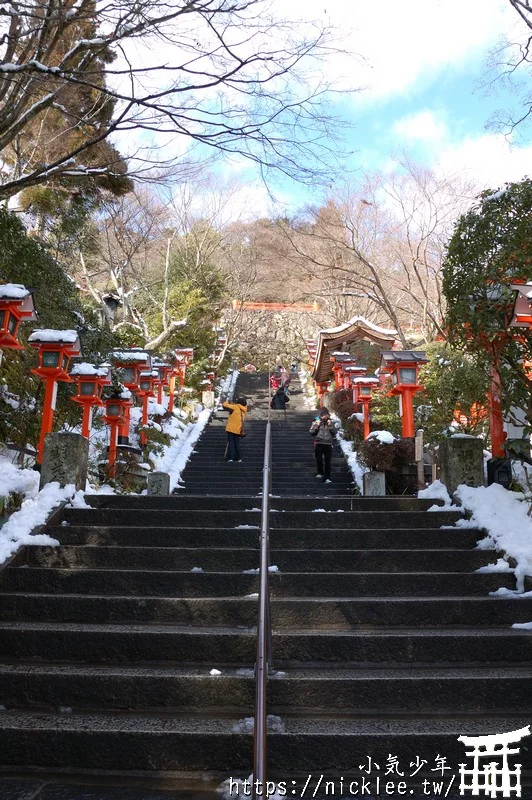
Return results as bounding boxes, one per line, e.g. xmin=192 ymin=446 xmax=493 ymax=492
xmin=0 ymin=369 xmax=240 ymax=562
xmin=419 ymin=480 xmax=532 ymax=594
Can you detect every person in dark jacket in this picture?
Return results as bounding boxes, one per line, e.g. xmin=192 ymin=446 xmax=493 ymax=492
xmin=270 ymin=387 xmax=289 ymax=420
xmin=309 ymin=407 xmax=336 ymax=483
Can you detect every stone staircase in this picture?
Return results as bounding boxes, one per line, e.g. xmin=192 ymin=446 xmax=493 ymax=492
xmin=0 ymin=373 xmax=531 ymax=798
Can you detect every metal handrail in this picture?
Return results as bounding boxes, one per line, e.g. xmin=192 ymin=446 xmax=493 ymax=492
xmin=253 ymin=372 xmax=273 ymax=798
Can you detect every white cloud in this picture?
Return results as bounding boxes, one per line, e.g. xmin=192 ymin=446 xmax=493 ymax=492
xmin=393 ymin=110 xmax=447 ymax=143
xmin=283 ymin=0 xmax=517 ymax=100
xmin=438 ymin=133 xmax=532 ymax=188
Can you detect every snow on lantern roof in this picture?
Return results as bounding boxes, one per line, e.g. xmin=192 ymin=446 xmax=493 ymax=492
xmin=320 ymin=316 xmax=397 ymax=337
xmin=352 ymin=376 xmax=380 ymax=384
xmin=28 ymin=328 xmax=79 ymax=345
xmin=0 ymin=283 xmax=30 ymax=300
xmin=110 ymin=350 xmax=151 ymax=363
xmin=70 ymin=363 xmax=109 ymax=377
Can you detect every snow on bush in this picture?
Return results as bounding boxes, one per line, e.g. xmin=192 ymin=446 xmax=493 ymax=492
xmin=0 ymin=481 xmax=72 ymax=564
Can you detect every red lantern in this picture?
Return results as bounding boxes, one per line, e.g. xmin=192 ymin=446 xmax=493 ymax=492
xmin=380 ymin=351 xmax=427 ymax=439
xmin=29 ymin=329 xmax=82 ymax=463
xmin=71 ymin=364 xmax=111 ymax=438
xmin=152 ymin=360 xmax=173 ymax=405
xmin=137 ymin=370 xmax=157 ymax=446
xmin=0 ymin=284 xmax=37 ymax=355
xmin=102 ymin=396 xmax=129 ymax=478
xmin=110 ymin=349 xmax=151 ymax=444
xmin=352 ymin=376 xmax=380 ymax=439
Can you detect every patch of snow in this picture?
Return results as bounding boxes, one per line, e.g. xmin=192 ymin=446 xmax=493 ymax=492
xmin=0 ymin=456 xmax=39 ymax=500
xmin=190 ymin=567 xmax=204 ymax=573
xmin=28 ymin=329 xmax=78 ymax=344
xmin=235 ymin=524 xmax=260 ymax=529
xmin=320 ymin=316 xmax=397 ymax=337
xmin=70 ymin=363 xmax=108 ymax=377
xmin=152 ymin=409 xmax=212 ymax=492
xmin=475 ymin=558 xmax=514 ymax=573
xmin=512 ymin=622 xmax=532 ymax=630
xmin=0 ymin=481 xmax=73 ymax=564
xmin=454 ymin=484 xmax=532 ymax=591
xmin=367 ymin=430 xmax=396 ymax=444
xmin=0 ymin=283 xmax=29 ymax=299
xmin=419 ymin=480 xmax=452 ymax=507
xmin=210 ymin=669 xmax=222 ymax=676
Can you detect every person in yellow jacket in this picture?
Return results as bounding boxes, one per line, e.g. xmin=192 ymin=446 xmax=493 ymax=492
xmin=222 ymin=396 xmax=248 ymax=462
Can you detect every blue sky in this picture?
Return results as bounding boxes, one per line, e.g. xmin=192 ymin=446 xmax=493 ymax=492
xmin=120 ymin=0 xmax=532 ymax=221
xmin=219 ymin=0 xmax=532 ymax=218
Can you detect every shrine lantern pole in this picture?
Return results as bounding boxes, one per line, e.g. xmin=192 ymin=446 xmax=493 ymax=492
xmin=29 ymin=329 xmax=82 ymax=463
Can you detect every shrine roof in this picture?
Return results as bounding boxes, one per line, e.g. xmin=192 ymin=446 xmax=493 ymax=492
xmin=311 ymin=316 xmax=396 ymax=383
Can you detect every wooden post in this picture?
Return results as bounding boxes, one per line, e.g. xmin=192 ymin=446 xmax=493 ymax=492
xmin=81 ymin=405 xmax=93 ymax=439
xmin=415 ymin=429 xmax=424 ymax=489
xmin=37 ymin=378 xmax=57 ymax=464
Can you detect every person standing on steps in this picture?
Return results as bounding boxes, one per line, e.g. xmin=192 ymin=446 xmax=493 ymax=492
xmin=222 ymin=396 xmax=248 ymax=462
xmin=309 ymin=407 xmax=336 ymax=483
xmin=270 ymin=386 xmax=290 ymax=421
xmin=279 ymin=366 xmax=291 ymax=395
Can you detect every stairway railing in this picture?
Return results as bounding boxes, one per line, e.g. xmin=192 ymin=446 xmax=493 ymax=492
xmin=253 ymin=374 xmax=273 ymax=800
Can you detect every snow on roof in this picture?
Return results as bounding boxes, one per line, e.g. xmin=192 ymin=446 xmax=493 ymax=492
xmin=352 ymin=376 xmax=380 ymax=384
xmin=28 ymin=329 xmax=78 ymax=344
xmin=0 ymin=283 xmax=30 ymax=300
xmin=320 ymin=316 xmax=397 ymax=337
xmin=110 ymin=350 xmax=151 ymax=363
xmin=70 ymin=363 xmax=108 ymax=377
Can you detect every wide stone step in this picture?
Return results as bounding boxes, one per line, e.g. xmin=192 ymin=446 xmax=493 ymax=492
xmin=63 ymin=509 xmax=463 ymax=528
xmin=0 ymin=663 xmax=255 ymax=712
xmin=85 ymin=495 xmax=442 ymax=512
xmin=269 ymin=666 xmax=532 ymax=714
xmin=2 ymin=567 xmax=516 ymax=596
xmin=23 ymin=545 xmax=497 ymax=573
xmin=3 ymin=594 xmax=531 ymax=628
xmin=1 ymin=663 xmax=531 ymax=716
xmin=51 ymin=525 xmax=484 ymax=550
xmin=0 ymin=711 xmax=530 ymax=772
xmin=0 ymin=622 xmax=255 ymax=663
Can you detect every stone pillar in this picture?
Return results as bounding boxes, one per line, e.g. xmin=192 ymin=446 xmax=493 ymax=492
xmin=40 ymin=432 xmax=89 ymax=491
xmin=147 ymin=471 xmax=171 ymax=496
xmin=363 ymin=471 xmax=386 ymax=496
xmin=439 ymin=438 xmax=485 ymax=497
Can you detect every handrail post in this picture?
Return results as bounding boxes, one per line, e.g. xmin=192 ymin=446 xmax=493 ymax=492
xmin=253 ymin=402 xmax=272 ymax=800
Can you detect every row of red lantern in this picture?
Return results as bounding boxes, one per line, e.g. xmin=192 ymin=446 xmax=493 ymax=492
xmin=5 ymin=324 xmax=193 ymax=471
xmin=316 ymin=350 xmax=427 ymax=440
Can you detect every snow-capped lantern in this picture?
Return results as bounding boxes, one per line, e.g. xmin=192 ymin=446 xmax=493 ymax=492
xmin=0 ymin=284 xmax=37 ymax=355
xmin=28 ymin=329 xmax=82 ymax=463
xmin=71 ymin=363 xmax=111 ymax=439
xmin=329 ymin=353 xmax=358 ymax=391
xmin=152 ymin=359 xmax=173 ymax=405
xmin=352 ymin=376 xmax=380 ymax=439
xmin=29 ymin=329 xmax=81 ymax=381
xmin=380 ymin=351 xmax=427 ymax=439
xmin=137 ymin=370 xmax=157 ymax=446
xmin=102 ymin=395 xmax=130 ymax=478
xmin=109 ymin=349 xmax=151 ymax=392
xmin=342 ymin=364 xmax=367 ymax=391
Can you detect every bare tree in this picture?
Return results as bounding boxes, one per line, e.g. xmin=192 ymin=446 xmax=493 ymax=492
xmin=0 ymin=0 xmax=349 ymax=199
xmin=484 ymin=0 xmax=532 ymax=133
xmin=274 ymin=162 xmax=476 ymax=345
